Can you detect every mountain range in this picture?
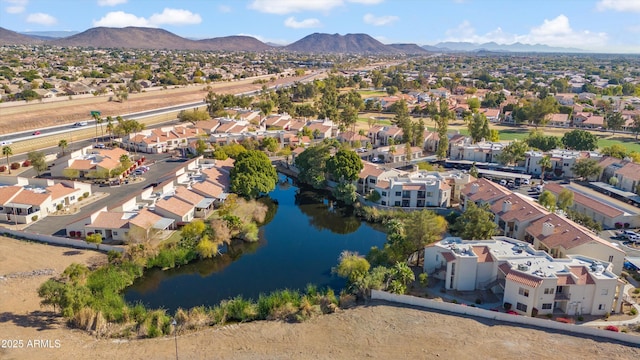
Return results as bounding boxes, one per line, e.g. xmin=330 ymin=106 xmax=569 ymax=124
xmin=0 ymin=26 xmax=583 ymax=54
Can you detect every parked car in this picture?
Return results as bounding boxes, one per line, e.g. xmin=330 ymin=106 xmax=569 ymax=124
xmin=522 ymin=178 xmax=530 ymax=185
xmin=94 ymin=143 xmax=106 ymax=149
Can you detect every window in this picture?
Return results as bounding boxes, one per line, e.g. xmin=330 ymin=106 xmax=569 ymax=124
xmin=598 ymin=304 xmax=604 ymax=310
xmin=516 ymin=302 xmax=527 ymax=312
xmin=608 ymin=255 xmax=614 ymax=262
xmin=70 ymin=196 xmax=76 ymax=200
xmin=381 ymin=191 xmax=387 ymax=196
xmin=381 ymin=201 xmax=386 ymax=206
xmin=542 ymin=303 xmax=552 ymax=310
xmin=402 ymin=191 xmax=410 ymax=198
xmin=394 ymin=201 xmax=401 ymax=206
xmin=427 ymin=192 xmax=433 ymax=197
xmin=518 ymin=287 xmax=529 ymax=297
xmin=113 ymin=231 xmax=118 ymax=236
xmin=601 ymin=289 xmax=609 ymax=296
xmin=369 ymin=178 xmax=376 ymax=183
xmin=544 ymin=288 xmax=554 ymax=295
xmin=395 ymin=191 xmax=402 ymax=196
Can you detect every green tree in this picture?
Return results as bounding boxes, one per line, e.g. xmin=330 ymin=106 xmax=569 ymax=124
xmin=451 ymin=202 xmax=497 ymax=240
xmin=538 ymin=155 xmax=552 ymax=181
xmin=496 ymin=140 xmax=529 ymax=166
xmin=230 ymin=150 xmax=278 ymax=198
xmin=195 ymin=138 xmax=208 ymax=156
xmin=294 ymin=144 xmax=332 ymax=188
xmin=557 ymin=188 xmax=574 ymax=211
xmin=561 ymin=129 xmax=598 ymax=151
xmin=27 ymin=151 xmax=47 ymax=176
xmin=62 ymin=168 xmax=80 ymax=180
xmin=260 ymin=137 xmax=279 ymax=154
xmin=538 ymin=190 xmax=556 ymax=212
xmin=386 ymin=262 xmax=415 ymax=295
xmin=530 ymin=96 xmax=559 ymax=128
xmin=600 ymin=144 xmax=628 ymax=159
xmin=403 ymin=210 xmax=448 ymax=260
xmin=468 ymin=112 xmax=490 ymax=143
xmin=467 ymin=98 xmax=480 ymax=113
xmin=526 ymin=130 xmax=561 ymax=151
xmin=605 ymin=111 xmax=625 ymax=134
xmin=489 ymin=129 xmax=500 ymax=142
xmin=326 ymin=149 xmax=363 ymax=182
xmin=178 ymin=109 xmax=209 ymax=124
xmin=58 ymin=139 xmax=68 ymax=156
xmin=334 ymin=250 xmax=370 ymax=280
xmin=630 ymin=115 xmax=640 ymax=140
xmin=181 ymin=219 xmax=207 ymax=248
xmin=85 ymin=232 xmax=103 ymax=250
xmin=333 ymin=182 xmax=358 ymax=205
xmin=37 ymin=279 xmax=67 ymax=312
xmin=469 ymin=162 xmax=479 ymax=178
xmin=571 ymin=158 xmax=601 ymax=180
xmin=2 ymin=145 xmax=12 ymax=174
xmin=196 ymin=235 xmax=218 ymax=259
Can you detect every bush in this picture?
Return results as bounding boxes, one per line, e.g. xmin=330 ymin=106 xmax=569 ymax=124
xmin=578 ymin=316 xmax=584 ymax=321
xmin=0 ymin=165 xmax=5 ymax=172
xmin=630 ymin=308 xmax=638 ymax=316
xmin=83 ymin=192 xmax=90 ymax=198
xmin=503 ymin=302 xmax=512 ymax=310
xmin=10 ymin=162 xmax=20 ymax=170
xmin=31 ymin=215 xmax=38 ymax=222
xmin=56 ymin=204 xmax=63 ymax=211
xmin=615 ymin=222 xmax=623 ymax=229
xmin=22 ymin=160 xmax=31 ymax=167
xmin=475 ymin=298 xmax=482 ymax=305
xmin=634 ymin=288 xmax=640 ymax=294
xmin=624 ymin=223 xmax=630 ymax=229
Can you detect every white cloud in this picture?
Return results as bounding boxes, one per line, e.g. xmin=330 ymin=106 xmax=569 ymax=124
xmin=93 ymin=11 xmax=149 ymax=27
xmin=237 ymin=33 xmax=288 ymax=45
xmin=597 ymin=0 xmax=640 ymax=12
xmin=148 ymin=8 xmax=202 ymax=25
xmin=4 ymin=0 xmax=27 ymax=14
xmin=26 ymin=12 xmax=57 ymax=25
xmin=284 ymin=17 xmax=322 ymax=28
xmin=97 ymin=0 xmax=127 ymax=6
xmin=248 ymin=0 xmax=380 ymax=14
xmin=627 ymin=24 xmax=640 ymax=33
xmin=363 ymin=13 xmax=398 ymax=26
xmin=93 ymin=8 xmax=202 ymax=27
xmin=443 ymin=15 xmax=608 ymax=50
xmin=218 ymin=5 xmax=232 ymax=13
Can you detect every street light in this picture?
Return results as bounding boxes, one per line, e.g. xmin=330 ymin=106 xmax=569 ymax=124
xmin=172 ymin=318 xmax=178 ymax=360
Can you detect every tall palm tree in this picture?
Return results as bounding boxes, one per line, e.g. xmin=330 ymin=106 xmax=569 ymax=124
xmin=538 ymin=155 xmax=552 ymax=181
xmin=105 ymin=116 xmax=114 ymax=143
xmin=91 ymin=111 xmax=101 ymax=144
xmin=58 ymin=139 xmax=68 ymax=156
xmin=2 ymin=145 xmax=13 ymax=174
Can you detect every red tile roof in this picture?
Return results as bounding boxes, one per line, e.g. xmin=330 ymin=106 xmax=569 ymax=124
xmin=544 ymin=183 xmax=623 ymax=218
xmin=506 ymin=271 xmax=543 ymax=288
xmin=472 ymin=246 xmax=493 ymax=262
xmin=442 ymin=252 xmax=456 ymax=262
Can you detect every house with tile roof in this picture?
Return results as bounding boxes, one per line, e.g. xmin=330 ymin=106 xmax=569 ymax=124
xmin=545 ymin=113 xmax=570 ymax=127
xmin=449 ymin=141 xmax=504 ymax=163
xmin=372 ymin=171 xmax=453 ymax=208
xmin=524 ymin=149 xmax=601 ymax=179
xmin=0 ymin=176 xmax=90 ymax=224
xmin=459 ymin=178 xmax=511 ymax=209
xmin=372 ymin=145 xmax=423 ymax=164
xmin=491 ymin=193 xmax=549 ymax=239
xmin=612 ymin=161 xmax=640 ymax=193
xmin=424 ymin=236 xmax=624 ymax=317
xmin=50 ymin=146 xmax=130 ymax=179
xmin=544 ymin=182 xmax=640 ymax=229
xmin=153 ymin=196 xmax=195 ymax=224
xmin=524 ymin=213 xmax=625 ymax=274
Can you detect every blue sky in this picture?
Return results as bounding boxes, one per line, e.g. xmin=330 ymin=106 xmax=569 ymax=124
xmin=2 ymin=0 xmax=640 ymax=53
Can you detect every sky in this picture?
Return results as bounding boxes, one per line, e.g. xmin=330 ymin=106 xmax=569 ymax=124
xmin=1 ymin=0 xmax=640 ymax=53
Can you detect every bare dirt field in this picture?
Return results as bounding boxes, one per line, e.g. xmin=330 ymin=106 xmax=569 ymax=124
xmin=0 ymin=75 xmax=310 ymax=135
xmin=1 ymin=237 xmax=639 ymax=360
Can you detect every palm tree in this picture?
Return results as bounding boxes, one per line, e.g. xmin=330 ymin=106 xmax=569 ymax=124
xmin=2 ymin=145 xmax=13 ymax=174
xmin=91 ymin=111 xmax=101 ymax=144
xmin=538 ymin=155 xmax=552 ymax=181
xmin=58 ymin=139 xmax=68 ymax=156
xmin=105 ymin=116 xmax=114 ymax=143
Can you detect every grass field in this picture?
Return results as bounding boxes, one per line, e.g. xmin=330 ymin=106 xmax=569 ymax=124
xmin=356 ymin=90 xmax=387 ymax=97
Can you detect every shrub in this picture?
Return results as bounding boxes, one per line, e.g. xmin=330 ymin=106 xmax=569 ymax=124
xmin=624 ymin=223 xmax=630 ymax=229
xmin=546 ymin=314 xmax=553 ymax=319
xmin=451 ymin=299 xmax=458 ymax=304
xmin=56 ymin=204 xmax=63 ymax=211
xmin=503 ymin=302 xmax=512 ymax=310
xmin=578 ymin=316 xmax=584 ymax=322
xmin=604 ymin=312 xmax=611 ymax=319
xmin=475 ymin=298 xmax=482 ymax=305
xmin=418 ymin=273 xmax=428 ymax=287
xmin=634 ymin=288 xmax=640 ymax=294
xmin=31 ymin=215 xmax=38 ymax=222
xmin=630 ymin=308 xmax=638 ymax=316
xmin=22 ymin=160 xmax=31 ymax=167
xmin=83 ymin=192 xmax=90 ymax=198
xmin=615 ymin=222 xmax=623 ymax=229
xmin=10 ymin=162 xmax=20 ymax=170
xmin=605 ymin=325 xmax=619 ymax=332
xmin=0 ymin=165 xmax=5 ymax=172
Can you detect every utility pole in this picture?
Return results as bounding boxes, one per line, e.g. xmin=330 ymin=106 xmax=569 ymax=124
xmin=172 ymin=318 xmax=178 ymax=360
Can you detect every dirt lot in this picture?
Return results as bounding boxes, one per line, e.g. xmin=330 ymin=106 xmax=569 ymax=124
xmin=0 ymin=75 xmax=311 ymax=135
xmin=1 ymin=237 xmax=639 ymax=360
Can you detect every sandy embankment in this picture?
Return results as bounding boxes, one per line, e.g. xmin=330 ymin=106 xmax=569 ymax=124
xmin=0 ymin=237 xmax=639 ymax=360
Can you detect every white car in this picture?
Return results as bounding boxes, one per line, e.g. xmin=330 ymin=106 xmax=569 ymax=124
xmin=73 ymin=121 xmax=88 ymax=127
xmin=522 ymin=178 xmax=530 ymax=185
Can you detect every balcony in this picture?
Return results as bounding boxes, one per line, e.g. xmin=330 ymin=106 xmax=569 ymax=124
xmin=554 ymin=293 xmax=571 ymax=301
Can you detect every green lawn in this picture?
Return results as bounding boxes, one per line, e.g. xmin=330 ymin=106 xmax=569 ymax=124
xmin=596 ymin=136 xmax=640 ymax=153
xmin=356 ymin=90 xmax=387 ymax=97
xmin=358 ymin=117 xmax=392 ymax=126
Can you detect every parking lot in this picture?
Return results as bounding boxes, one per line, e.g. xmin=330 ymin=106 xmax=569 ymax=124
xmin=25 ymin=153 xmax=188 ymax=236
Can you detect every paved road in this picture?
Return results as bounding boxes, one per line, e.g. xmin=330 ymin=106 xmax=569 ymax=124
xmin=24 ymin=153 xmax=185 ymax=236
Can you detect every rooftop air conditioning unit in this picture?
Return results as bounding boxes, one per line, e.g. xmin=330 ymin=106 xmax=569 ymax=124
xmin=517 ymin=264 xmax=529 ymax=271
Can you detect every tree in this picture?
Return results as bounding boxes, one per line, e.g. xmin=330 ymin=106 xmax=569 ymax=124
xmin=489 ymin=129 xmax=500 ymax=142
xmin=469 ymin=162 xmax=479 ymax=178
xmin=85 ymin=232 xmax=103 ymax=250
xmin=334 ymin=250 xmax=370 ymax=280
xmin=260 ymin=137 xmax=279 ymax=154
xmin=451 ymin=202 xmax=497 ymax=240
xmin=538 ymin=190 xmax=557 ymax=212
xmin=571 ymin=158 xmax=601 ymax=180
xmin=195 ymin=138 xmax=208 ymax=156
xmin=467 ymin=97 xmax=480 ymax=113
xmin=295 ymin=144 xmax=332 ymax=188
xmin=609 ymin=176 xmax=619 ymax=186
xmin=178 ymin=109 xmax=209 ymax=125
xmin=37 ymin=279 xmax=66 ymax=312
xmin=530 ymin=96 xmax=559 ymax=128
xmin=333 ymin=182 xmax=358 ymax=205
xmin=605 ymin=111 xmax=625 ymax=134
xmin=403 ymin=210 xmax=448 ymax=259
xmin=181 ymin=219 xmax=207 ymax=248
xmin=557 ymin=188 xmax=574 ymax=211
xmin=631 ymin=115 xmax=640 ymax=140
xmin=62 ymin=168 xmax=80 ymax=180
xmin=526 ymin=130 xmax=561 ymax=151
xmin=230 ymin=150 xmax=278 ymax=198
xmin=467 ymin=112 xmax=490 ymax=143
xmin=2 ymin=145 xmax=13 ymax=174
xmin=496 ymin=140 xmax=529 ymax=166
xmin=561 ymin=130 xmax=598 ymax=151
xmin=600 ymin=144 xmax=628 ymax=159
xmin=386 ymin=262 xmax=415 ymax=295
xmin=58 ymin=139 xmax=68 ymax=156
xmin=27 ymin=151 xmax=47 ymax=175
xmin=196 ymin=235 xmax=218 ymax=259
xmin=326 ymin=149 xmax=363 ymax=182
xmin=538 ymin=155 xmax=552 ymax=181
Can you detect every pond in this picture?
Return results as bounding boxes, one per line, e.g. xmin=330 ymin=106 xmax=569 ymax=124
xmin=124 ymin=175 xmax=386 ymax=312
